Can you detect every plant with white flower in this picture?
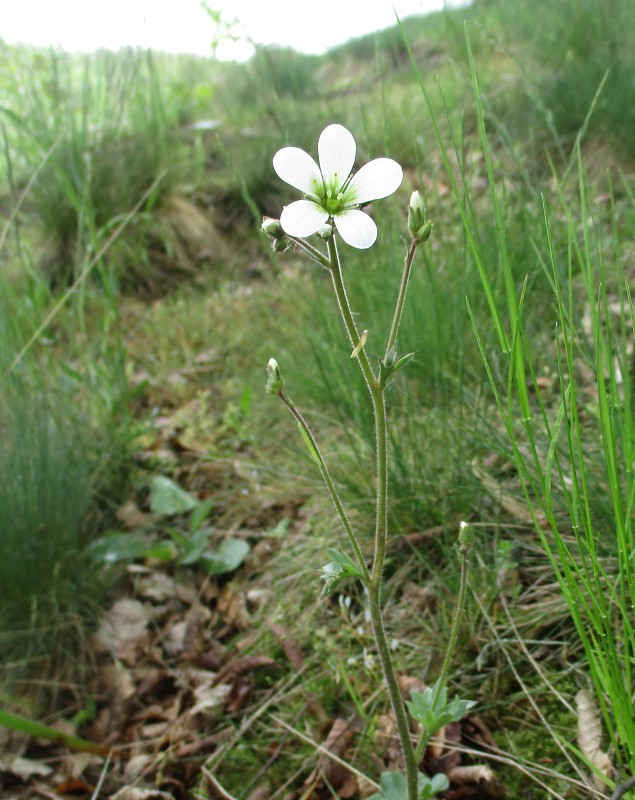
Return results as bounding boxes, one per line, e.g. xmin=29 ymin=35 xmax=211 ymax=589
xmin=272 ymin=123 xmax=402 ymax=249
xmin=263 ymin=124 xmax=472 ymax=800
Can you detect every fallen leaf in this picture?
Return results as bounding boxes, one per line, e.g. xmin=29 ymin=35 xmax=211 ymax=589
xmin=217 ymin=585 xmax=251 ymax=629
xmin=213 ymin=654 xmax=277 ymax=685
xmin=137 ymin=571 xmax=178 ymax=603
xmin=311 ymin=718 xmax=356 ymax=789
xmin=95 ymin=600 xmax=150 ymax=665
xmin=265 ymin=621 xmax=305 ymax=669
xmin=0 ymin=754 xmax=54 ymax=780
xmin=110 ymin=788 xmax=175 ymax=800
xmin=123 ymin=754 xmax=156 ymax=783
xmin=225 ymin=677 xmax=251 ymax=713
xmin=448 ymin=764 xmax=495 ymax=784
xmin=576 ymin=689 xmax=614 ymax=790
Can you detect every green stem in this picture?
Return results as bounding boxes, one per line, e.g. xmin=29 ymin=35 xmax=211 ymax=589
xmin=384 ymin=238 xmax=419 ymax=360
xmin=288 ymin=235 xmax=332 ymax=270
xmin=368 ymin=582 xmax=419 ymax=799
xmin=414 ymin=544 xmax=471 ymax=763
xmin=326 ymin=236 xmax=418 ymax=800
xmin=278 ymin=388 xmax=370 ymax=584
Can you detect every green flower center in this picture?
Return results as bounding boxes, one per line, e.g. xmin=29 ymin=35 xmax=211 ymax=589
xmin=324 ymin=195 xmax=342 ymax=214
xmin=310 ymin=172 xmax=356 ymax=216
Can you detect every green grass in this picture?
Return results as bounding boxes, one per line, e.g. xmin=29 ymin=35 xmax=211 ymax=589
xmin=1 ymin=2 xmax=635 ymax=795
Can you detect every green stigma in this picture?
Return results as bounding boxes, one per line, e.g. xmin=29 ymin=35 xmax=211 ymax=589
xmin=324 ymin=196 xmax=342 ymax=214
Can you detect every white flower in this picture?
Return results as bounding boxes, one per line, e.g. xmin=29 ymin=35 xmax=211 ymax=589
xmin=272 ymin=124 xmax=403 ymax=249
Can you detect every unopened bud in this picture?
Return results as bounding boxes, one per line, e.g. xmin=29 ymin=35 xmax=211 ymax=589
xmin=408 ymin=191 xmax=426 ymax=236
xmin=408 ymin=191 xmax=433 ymax=243
xmin=262 ymin=217 xmax=282 ymax=237
xmin=272 ymin=237 xmax=289 ymax=252
xmin=266 ymin=357 xmax=284 ymax=394
xmin=317 ymin=223 xmax=333 ymax=240
xmin=415 ymin=219 xmax=433 ymax=242
xmin=457 ymin=520 xmax=475 ymax=551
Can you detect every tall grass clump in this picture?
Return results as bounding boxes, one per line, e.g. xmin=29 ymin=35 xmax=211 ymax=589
xmin=411 ymin=26 xmax=635 ymax=791
xmin=0 ymin=46 xmax=196 ymax=292
xmin=471 ymin=0 xmax=635 ymax=154
xmin=0 ymin=369 xmax=103 ymax=698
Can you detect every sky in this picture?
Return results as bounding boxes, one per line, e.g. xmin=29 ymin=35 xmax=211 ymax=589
xmin=2 ymin=0 xmax=470 ymax=60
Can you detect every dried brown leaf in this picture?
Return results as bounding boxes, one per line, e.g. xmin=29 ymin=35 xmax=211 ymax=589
xmin=576 ymin=689 xmax=614 ymax=790
xmin=265 ymin=620 xmax=305 ymax=669
xmin=217 ymin=585 xmax=251 ymax=629
xmin=95 ymin=600 xmax=150 ymax=665
xmin=0 ymin=754 xmax=54 ymax=780
xmin=110 ymin=788 xmax=175 ymax=800
xmin=448 ymin=764 xmax=496 ymax=784
xmin=213 ymin=654 xmax=277 ymax=685
xmin=313 ymin=718 xmax=356 ymax=789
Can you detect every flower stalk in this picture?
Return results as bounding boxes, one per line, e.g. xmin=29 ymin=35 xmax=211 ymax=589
xmin=265 ymin=124 xmax=465 ymax=800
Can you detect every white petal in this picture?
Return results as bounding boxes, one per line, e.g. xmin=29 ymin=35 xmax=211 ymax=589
xmin=280 ymin=200 xmax=328 ymax=237
xmin=334 ymin=209 xmax=377 ymax=249
xmin=347 ymin=158 xmax=403 ymax=203
xmin=273 ymin=147 xmax=322 ymax=196
xmin=318 ymin=124 xmax=356 ymax=191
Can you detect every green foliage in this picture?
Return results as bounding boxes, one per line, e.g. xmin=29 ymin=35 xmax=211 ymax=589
xmin=0 ymin=388 xmax=95 ymax=615
xmin=149 ymin=474 xmax=199 ymax=515
xmin=1 ymin=47 xmax=188 ymax=289
xmin=472 ymin=0 xmax=635 ymax=152
xmin=367 ymin=770 xmax=449 ymax=800
xmin=0 ymin=710 xmax=105 ymax=755
xmin=407 ymin=680 xmax=475 ymax=734
xmin=0 ymin=370 xmax=107 ymax=693
xmin=320 ymin=548 xmax=364 ymax=596
xmin=86 ymin=478 xmax=249 ymax=576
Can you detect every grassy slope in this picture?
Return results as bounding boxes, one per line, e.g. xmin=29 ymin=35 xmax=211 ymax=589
xmin=1 ymin=0 xmax=635 ymax=795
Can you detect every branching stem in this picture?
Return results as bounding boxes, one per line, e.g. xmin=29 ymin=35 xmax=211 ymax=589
xmin=326 ymin=235 xmax=419 ymax=800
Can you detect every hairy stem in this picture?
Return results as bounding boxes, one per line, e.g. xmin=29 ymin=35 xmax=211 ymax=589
xmin=326 ymin=235 xmax=418 ymax=800
xmin=384 ymin=237 xmax=419 ymax=360
xmin=288 ymin=234 xmax=332 ymax=270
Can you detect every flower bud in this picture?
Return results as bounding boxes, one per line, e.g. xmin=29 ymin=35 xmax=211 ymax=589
xmin=272 ymin=237 xmax=289 ymax=252
xmin=266 ymin=357 xmax=284 ymax=394
xmin=408 ymin=191 xmax=426 ymax=236
xmin=408 ymin=191 xmax=433 ymax=243
xmin=317 ymin=223 xmax=333 ymax=240
xmin=457 ymin=520 xmax=475 ymax=551
xmin=415 ymin=219 xmax=433 ymax=242
xmin=262 ymin=217 xmax=282 ymax=237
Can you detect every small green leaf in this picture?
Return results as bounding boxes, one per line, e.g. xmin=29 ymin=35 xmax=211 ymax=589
xmin=321 ymin=548 xmax=363 ymax=596
xmin=84 ymin=531 xmax=149 ymax=564
xmin=144 ymin=539 xmax=178 ymax=561
xmin=149 ymin=475 xmax=198 ymax=516
xmin=268 ymin=518 xmax=290 ymax=538
xmin=407 ymin=681 xmax=475 ymax=733
xmin=367 ymin=770 xmax=407 ymax=800
xmin=166 ymin=526 xmax=189 ymax=548
xmin=177 ymin=529 xmax=210 ymax=566
xmin=72 ymin=698 xmax=97 ymax=727
xmin=201 ymin=538 xmax=249 ymax=575
xmin=419 ymin=773 xmax=450 ymax=799
xmin=189 ymin=497 xmax=215 ymax=532
xmin=367 ymin=770 xmax=448 ymax=800
xmin=379 ymin=351 xmax=415 ymax=389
